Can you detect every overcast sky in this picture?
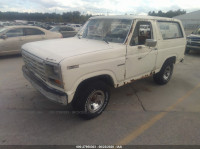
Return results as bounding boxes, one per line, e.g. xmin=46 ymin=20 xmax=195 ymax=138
xmin=0 ymin=0 xmax=200 ymax=15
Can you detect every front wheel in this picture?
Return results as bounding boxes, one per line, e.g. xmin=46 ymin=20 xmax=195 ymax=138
xmin=185 ymin=47 xmax=190 ymax=54
xmin=153 ymin=61 xmax=174 ymax=85
xmin=72 ymin=81 xmax=110 ymax=119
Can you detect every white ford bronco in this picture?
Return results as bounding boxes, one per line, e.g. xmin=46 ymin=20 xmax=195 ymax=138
xmin=22 ymin=16 xmax=186 ymax=119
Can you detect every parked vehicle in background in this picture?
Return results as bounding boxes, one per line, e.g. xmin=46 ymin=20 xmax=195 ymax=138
xmin=27 ymin=21 xmax=53 ymax=30
xmin=22 ymin=16 xmax=186 ymax=119
xmin=186 ymin=26 xmax=200 ymax=53
xmin=27 ymin=21 xmax=37 ymax=26
xmin=139 ymin=24 xmax=150 ymax=35
xmin=50 ymin=26 xmax=77 ymax=38
xmin=67 ymin=24 xmax=82 ymax=31
xmin=0 ymin=21 xmax=13 ymax=26
xmin=0 ymin=26 xmax=62 ymax=56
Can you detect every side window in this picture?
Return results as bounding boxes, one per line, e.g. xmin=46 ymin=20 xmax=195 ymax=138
xmin=158 ymin=21 xmax=183 ymax=39
xmin=130 ymin=21 xmax=153 ymax=46
xmin=6 ymin=28 xmax=23 ymax=38
xmin=60 ymin=27 xmax=75 ymax=31
xmin=66 ymin=27 xmax=75 ymax=31
xmin=24 ymin=28 xmax=45 ymax=36
xmin=193 ymin=28 xmax=200 ymax=35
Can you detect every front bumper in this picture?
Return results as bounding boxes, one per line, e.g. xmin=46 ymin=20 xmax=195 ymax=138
xmin=186 ymin=45 xmax=200 ymax=50
xmin=22 ymin=65 xmax=68 ymax=105
xmin=187 ymin=40 xmax=200 ymax=50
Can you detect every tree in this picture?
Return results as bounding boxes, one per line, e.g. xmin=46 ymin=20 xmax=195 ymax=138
xmin=0 ymin=11 xmax=92 ymax=24
xmin=148 ymin=9 xmax=186 ymax=18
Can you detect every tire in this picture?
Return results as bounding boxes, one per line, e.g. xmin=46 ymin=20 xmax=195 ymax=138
xmin=153 ymin=61 xmax=174 ymax=85
xmin=185 ymin=47 xmax=190 ymax=54
xmin=72 ymin=81 xmax=110 ymax=119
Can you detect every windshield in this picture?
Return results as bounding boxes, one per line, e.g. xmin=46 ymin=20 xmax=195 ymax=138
xmin=50 ymin=26 xmax=60 ymax=32
xmin=0 ymin=27 xmax=8 ymax=34
xmin=79 ymin=19 xmax=132 ymax=43
xmin=192 ymin=27 xmax=200 ymax=35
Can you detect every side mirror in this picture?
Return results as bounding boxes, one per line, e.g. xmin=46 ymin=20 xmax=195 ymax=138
xmin=0 ymin=34 xmax=7 ymax=40
xmin=145 ymin=39 xmax=157 ymax=47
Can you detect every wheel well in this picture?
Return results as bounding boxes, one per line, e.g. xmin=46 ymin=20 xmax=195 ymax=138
xmin=72 ymin=75 xmax=114 ymax=102
xmin=165 ymin=56 xmax=176 ymax=64
xmin=76 ymin=75 xmax=114 ymax=91
xmin=158 ymin=56 xmax=176 ymax=72
xmin=79 ymin=75 xmax=114 ymax=87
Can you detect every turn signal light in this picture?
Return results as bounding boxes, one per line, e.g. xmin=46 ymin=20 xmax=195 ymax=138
xmin=55 ymin=79 xmax=61 ymax=85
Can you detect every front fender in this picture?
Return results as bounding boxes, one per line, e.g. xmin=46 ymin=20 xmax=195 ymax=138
xmin=64 ymin=70 xmax=118 ymax=103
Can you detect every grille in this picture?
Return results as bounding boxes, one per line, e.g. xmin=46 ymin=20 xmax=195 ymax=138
xmin=191 ymin=38 xmax=200 ymax=42
xmin=188 ymin=41 xmax=200 ymax=46
xmin=22 ymin=51 xmax=46 ymax=81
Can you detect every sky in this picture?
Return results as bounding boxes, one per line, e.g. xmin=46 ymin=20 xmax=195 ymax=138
xmin=0 ymin=0 xmax=200 ymax=15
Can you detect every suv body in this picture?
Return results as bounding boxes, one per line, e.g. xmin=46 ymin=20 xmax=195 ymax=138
xmin=186 ymin=26 xmax=200 ymax=53
xmin=22 ymin=16 xmax=186 ymax=119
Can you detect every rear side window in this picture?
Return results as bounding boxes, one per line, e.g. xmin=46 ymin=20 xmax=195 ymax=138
xmin=24 ymin=28 xmax=45 ymax=36
xmin=6 ymin=28 xmax=24 ymax=37
xmin=60 ymin=27 xmax=75 ymax=31
xmin=158 ymin=21 xmax=183 ymax=40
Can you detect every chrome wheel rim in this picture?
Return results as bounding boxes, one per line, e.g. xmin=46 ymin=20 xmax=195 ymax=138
xmin=163 ymin=66 xmax=171 ymax=80
xmin=86 ymin=90 xmax=105 ymax=113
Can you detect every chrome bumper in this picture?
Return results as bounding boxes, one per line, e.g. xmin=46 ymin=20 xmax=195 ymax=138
xmin=22 ymin=65 xmax=68 ymax=105
xmin=186 ymin=45 xmax=200 ymax=50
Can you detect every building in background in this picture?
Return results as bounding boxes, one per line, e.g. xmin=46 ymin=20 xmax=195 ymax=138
xmin=174 ymin=10 xmax=200 ymax=35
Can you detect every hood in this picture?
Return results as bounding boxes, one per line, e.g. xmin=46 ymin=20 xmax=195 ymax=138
xmin=22 ymin=37 xmax=113 ymax=63
xmin=187 ymin=34 xmax=200 ymax=39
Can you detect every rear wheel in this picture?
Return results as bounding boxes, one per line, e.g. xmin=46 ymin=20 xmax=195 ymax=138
xmin=153 ymin=61 xmax=174 ymax=85
xmin=72 ymin=81 xmax=110 ymax=119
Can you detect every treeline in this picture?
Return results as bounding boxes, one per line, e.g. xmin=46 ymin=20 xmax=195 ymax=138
xmin=148 ymin=9 xmax=186 ymax=18
xmin=0 ymin=9 xmax=187 ymax=23
xmin=0 ymin=11 xmax=92 ymax=24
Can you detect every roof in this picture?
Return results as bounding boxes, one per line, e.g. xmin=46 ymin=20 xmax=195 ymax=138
xmin=1 ymin=25 xmax=45 ymax=30
xmin=173 ymin=10 xmax=200 ymax=20
xmin=91 ymin=15 xmax=180 ymax=22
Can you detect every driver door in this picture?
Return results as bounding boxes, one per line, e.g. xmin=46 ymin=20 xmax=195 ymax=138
xmin=125 ymin=20 xmax=158 ymax=80
xmin=0 ymin=28 xmax=24 ymax=55
xmin=23 ymin=28 xmax=45 ymax=43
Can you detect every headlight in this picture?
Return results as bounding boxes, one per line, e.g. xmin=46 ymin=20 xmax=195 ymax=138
xmin=45 ymin=62 xmax=63 ymax=88
xmin=187 ymin=38 xmax=191 ymax=42
xmin=45 ymin=64 xmax=60 ymax=78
